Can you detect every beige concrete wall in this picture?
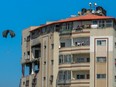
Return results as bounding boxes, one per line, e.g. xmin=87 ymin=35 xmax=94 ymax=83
xmin=90 ymin=27 xmax=114 ymax=87
xmin=22 ymin=28 xmax=30 ymax=63
xmin=53 ymin=32 xmax=59 ymax=87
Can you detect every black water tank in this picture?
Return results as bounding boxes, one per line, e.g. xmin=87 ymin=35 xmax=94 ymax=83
xmin=81 ymin=8 xmax=87 ymax=15
xmin=96 ymin=6 xmax=107 ymax=16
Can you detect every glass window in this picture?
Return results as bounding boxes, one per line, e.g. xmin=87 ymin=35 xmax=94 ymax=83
xmin=59 ymin=55 xmax=63 ymax=64
xmin=93 ymin=20 xmax=98 ymax=24
xmin=59 ymin=54 xmax=72 ymax=64
xmin=97 ymin=74 xmax=106 ymax=79
xmin=35 ymin=50 xmax=39 ymax=58
xmin=62 ymin=23 xmax=67 ymax=30
xmin=77 ymin=58 xmax=85 ymax=63
xmin=77 ymin=74 xmax=85 ymax=79
xmin=96 ymin=57 xmax=106 ymax=62
xmin=59 ymin=71 xmax=63 ymax=80
xmin=60 ymin=43 xmax=65 ymax=47
xmin=99 ymin=20 xmax=105 ymax=28
xmin=59 ymin=71 xmax=71 ymax=80
xmin=97 ymin=40 xmax=106 ymax=46
xmin=106 ymin=20 xmax=112 ymax=27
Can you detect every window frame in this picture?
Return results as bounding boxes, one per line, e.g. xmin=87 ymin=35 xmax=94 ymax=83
xmin=96 ymin=57 xmax=106 ymax=62
xmin=97 ymin=40 xmax=106 ymax=46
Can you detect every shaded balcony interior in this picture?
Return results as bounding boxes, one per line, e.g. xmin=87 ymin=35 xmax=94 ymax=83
xmin=72 ymin=53 xmax=90 ymax=64
xmin=59 ymin=53 xmax=90 ymax=64
xmin=57 ymin=70 xmax=90 ymax=84
xmin=60 ymin=37 xmax=90 ymax=48
xmin=31 ymin=44 xmax=41 ymax=59
xmin=72 ymin=70 xmax=90 ymax=80
xmin=22 ymin=61 xmax=40 ymax=77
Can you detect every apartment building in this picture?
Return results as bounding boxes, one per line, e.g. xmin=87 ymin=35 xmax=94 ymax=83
xmin=20 ymin=5 xmax=116 ymax=87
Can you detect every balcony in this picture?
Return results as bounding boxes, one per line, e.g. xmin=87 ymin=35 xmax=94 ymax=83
xmin=59 ymin=53 xmax=90 ymax=70
xmin=31 ymin=37 xmax=40 ymax=46
xmin=71 ymin=70 xmax=90 ymax=84
xmin=60 ymin=37 xmax=90 ymax=53
xmin=60 ymin=24 xmax=91 ymax=35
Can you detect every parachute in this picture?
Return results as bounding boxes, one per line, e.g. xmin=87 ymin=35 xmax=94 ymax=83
xmin=2 ymin=30 xmax=15 ymax=38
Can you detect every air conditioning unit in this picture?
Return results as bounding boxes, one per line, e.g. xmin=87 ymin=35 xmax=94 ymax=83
xmin=91 ymin=24 xmax=98 ymax=29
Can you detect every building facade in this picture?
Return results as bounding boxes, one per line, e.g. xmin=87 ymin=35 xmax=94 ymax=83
xmin=20 ymin=6 xmax=116 ymax=87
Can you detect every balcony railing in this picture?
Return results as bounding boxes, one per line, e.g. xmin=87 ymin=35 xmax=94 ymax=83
xmin=71 ymin=79 xmax=90 ymax=84
xmin=57 ymin=79 xmax=90 ymax=85
xmin=57 ymin=79 xmax=71 ymax=84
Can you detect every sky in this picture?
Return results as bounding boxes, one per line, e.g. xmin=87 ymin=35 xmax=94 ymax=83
xmin=0 ymin=0 xmax=116 ymax=87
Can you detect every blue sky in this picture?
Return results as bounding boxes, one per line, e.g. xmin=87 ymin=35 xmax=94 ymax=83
xmin=0 ymin=0 xmax=116 ymax=87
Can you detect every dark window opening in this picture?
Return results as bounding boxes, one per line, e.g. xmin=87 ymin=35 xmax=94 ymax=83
xmin=26 ymin=80 xmax=29 ymax=87
xmin=51 ymin=60 xmax=54 ymax=65
xmin=61 ymin=43 xmax=65 ymax=48
xmin=87 ymin=58 xmax=90 ymax=62
xmin=51 ymin=44 xmax=54 ymax=49
xmin=35 ymin=50 xmax=39 ymax=58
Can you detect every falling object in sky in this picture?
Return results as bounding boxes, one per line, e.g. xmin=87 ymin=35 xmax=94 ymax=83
xmin=2 ymin=30 xmax=15 ymax=38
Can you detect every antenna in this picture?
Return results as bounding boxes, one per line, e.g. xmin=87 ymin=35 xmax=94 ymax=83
xmin=94 ymin=3 xmax=97 ymax=6
xmin=89 ymin=2 xmax=92 ymax=10
xmin=89 ymin=2 xmax=97 ymax=10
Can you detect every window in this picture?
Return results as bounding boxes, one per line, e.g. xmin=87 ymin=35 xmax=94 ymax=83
xmin=93 ymin=20 xmax=98 ymax=24
xmin=97 ymin=40 xmax=106 ymax=46
xmin=77 ymin=58 xmax=90 ymax=63
xmin=51 ymin=60 xmax=54 ymax=65
xmin=87 ymin=58 xmax=90 ymax=62
xmin=59 ymin=71 xmax=71 ymax=80
xmin=77 ymin=58 xmax=85 ymax=63
xmin=96 ymin=57 xmax=106 ymax=62
xmin=50 ymin=75 xmax=53 ymax=82
xmin=106 ymin=20 xmax=112 ymax=27
xmin=60 ymin=43 xmax=65 ymax=48
xmin=115 ymin=42 xmax=116 ymax=47
xmin=97 ymin=74 xmax=106 ymax=79
xmin=59 ymin=55 xmax=63 ymax=64
xmin=64 ymin=55 xmax=71 ymax=64
xmin=115 ymin=76 xmax=116 ymax=82
xmin=26 ymin=80 xmax=29 ymax=87
xmin=77 ymin=74 xmax=85 ymax=79
xmin=35 ymin=50 xmax=39 ymax=58
xmin=27 ymin=35 xmax=30 ymax=42
xmin=99 ymin=20 xmax=105 ymax=28
xmin=59 ymin=55 xmax=71 ymax=64
xmin=43 ymin=77 xmax=46 ymax=80
xmin=23 ymin=82 xmax=25 ymax=85
xmin=87 ymin=74 xmax=90 ymax=79
xmin=51 ymin=44 xmax=54 ymax=49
